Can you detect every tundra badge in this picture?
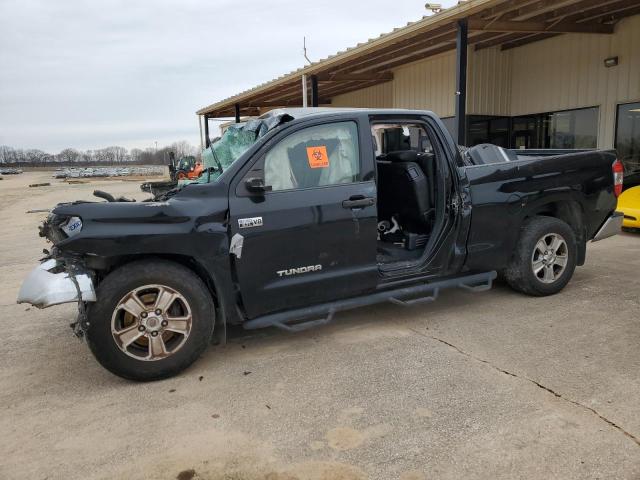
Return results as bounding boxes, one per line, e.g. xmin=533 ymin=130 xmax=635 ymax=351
xmin=238 ymin=217 xmax=263 ymax=229
xmin=277 ymin=265 xmax=322 ymax=277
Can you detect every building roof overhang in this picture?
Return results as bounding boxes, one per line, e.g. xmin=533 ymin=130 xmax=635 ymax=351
xmin=198 ymin=0 xmax=639 ymax=118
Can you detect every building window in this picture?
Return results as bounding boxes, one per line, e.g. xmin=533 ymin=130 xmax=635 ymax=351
xmin=511 ymin=115 xmax=539 ymax=149
xmin=548 ymin=108 xmax=599 ymax=149
xmin=615 ymin=102 xmax=640 ymax=174
xmin=511 ymin=107 xmax=599 ymax=149
xmin=467 ymin=116 xmax=510 ymax=148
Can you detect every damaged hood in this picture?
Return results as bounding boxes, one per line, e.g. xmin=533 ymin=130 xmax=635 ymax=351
xmin=42 ymin=182 xmax=230 ymax=252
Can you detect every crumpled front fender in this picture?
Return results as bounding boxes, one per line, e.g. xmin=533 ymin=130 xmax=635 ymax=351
xmin=17 ymin=259 xmax=96 ymax=309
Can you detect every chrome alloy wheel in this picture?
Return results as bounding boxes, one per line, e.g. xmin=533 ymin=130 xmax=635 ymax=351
xmin=531 ymin=233 xmax=569 ymax=284
xmin=111 ymin=285 xmax=192 ymax=361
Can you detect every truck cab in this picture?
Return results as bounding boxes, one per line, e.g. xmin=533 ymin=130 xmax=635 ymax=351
xmin=226 ymin=109 xmax=467 ymax=318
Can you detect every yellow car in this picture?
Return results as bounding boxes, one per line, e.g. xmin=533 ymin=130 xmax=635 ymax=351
xmin=618 ymin=185 xmax=640 ymax=229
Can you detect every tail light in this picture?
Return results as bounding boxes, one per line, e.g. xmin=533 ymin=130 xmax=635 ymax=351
xmin=613 ymin=160 xmax=624 ymax=197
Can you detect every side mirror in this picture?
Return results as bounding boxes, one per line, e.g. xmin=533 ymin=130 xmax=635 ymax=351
xmin=245 ymin=177 xmax=272 ymax=193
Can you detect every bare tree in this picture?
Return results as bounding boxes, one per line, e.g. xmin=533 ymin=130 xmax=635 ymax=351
xmin=57 ymin=148 xmax=81 ymax=163
xmin=130 ymin=148 xmax=143 ymax=163
xmin=0 ymin=145 xmax=13 ymax=164
xmin=25 ymin=149 xmax=49 ymax=166
xmin=0 ymin=141 xmax=198 ymax=166
xmin=171 ymin=140 xmax=196 ymax=158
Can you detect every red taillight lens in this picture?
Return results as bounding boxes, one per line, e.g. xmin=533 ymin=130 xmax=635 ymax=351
xmin=613 ymin=160 xmax=624 ymax=197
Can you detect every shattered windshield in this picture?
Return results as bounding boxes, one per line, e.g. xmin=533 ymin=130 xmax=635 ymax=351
xmin=180 ymin=112 xmax=294 ymax=186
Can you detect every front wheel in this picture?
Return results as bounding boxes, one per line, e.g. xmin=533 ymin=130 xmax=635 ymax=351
xmin=86 ymin=260 xmax=215 ymax=381
xmin=503 ymin=216 xmax=578 ymax=296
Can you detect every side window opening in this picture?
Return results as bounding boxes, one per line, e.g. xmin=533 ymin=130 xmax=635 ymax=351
xmin=264 ymin=121 xmax=360 ymax=191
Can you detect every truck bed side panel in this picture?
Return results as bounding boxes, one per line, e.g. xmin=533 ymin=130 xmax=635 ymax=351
xmin=463 ymin=150 xmax=617 ymax=272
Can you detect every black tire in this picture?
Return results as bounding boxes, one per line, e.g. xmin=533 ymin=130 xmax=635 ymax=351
xmin=503 ymin=216 xmax=577 ymax=296
xmin=86 ymin=260 xmax=215 ymax=381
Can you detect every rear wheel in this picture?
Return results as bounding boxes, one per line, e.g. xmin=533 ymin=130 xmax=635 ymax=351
xmin=503 ymin=216 xmax=577 ymax=296
xmin=86 ymin=260 xmax=215 ymax=381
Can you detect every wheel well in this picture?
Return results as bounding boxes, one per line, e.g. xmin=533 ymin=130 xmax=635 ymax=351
xmin=526 ymin=201 xmax=582 ymax=231
xmin=94 ymin=254 xmax=219 ymax=306
xmin=524 ymin=200 xmax=587 ymax=265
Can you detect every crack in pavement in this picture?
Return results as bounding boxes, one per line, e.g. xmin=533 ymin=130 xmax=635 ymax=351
xmin=405 ymin=326 xmax=640 ymax=448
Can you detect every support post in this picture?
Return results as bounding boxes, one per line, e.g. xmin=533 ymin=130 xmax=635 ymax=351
xmin=234 ymin=103 xmax=241 ymax=123
xmin=311 ymin=75 xmax=319 ymax=107
xmin=198 ymin=115 xmax=203 ymax=152
xmin=204 ymin=115 xmax=210 ymax=147
xmin=455 ymin=18 xmax=468 ymax=146
xmin=302 ymin=75 xmax=308 ymax=107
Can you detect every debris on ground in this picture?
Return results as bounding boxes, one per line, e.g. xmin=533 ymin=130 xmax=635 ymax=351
xmin=53 ymin=166 xmax=164 ymax=179
xmin=140 ymin=179 xmax=177 ymax=196
xmin=26 ymin=209 xmax=51 ymax=214
xmin=176 ymin=469 xmax=197 ymax=480
xmin=29 ymin=183 xmax=50 ymax=188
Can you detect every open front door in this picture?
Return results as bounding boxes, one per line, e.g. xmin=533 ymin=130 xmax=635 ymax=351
xmin=229 ymin=119 xmax=378 ymax=319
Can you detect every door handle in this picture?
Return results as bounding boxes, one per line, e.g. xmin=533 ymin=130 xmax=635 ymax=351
xmin=342 ymin=195 xmax=375 ymax=209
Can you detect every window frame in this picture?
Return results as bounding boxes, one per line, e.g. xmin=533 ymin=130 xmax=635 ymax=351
xmin=235 ymin=117 xmax=367 ymax=197
xmin=438 ymin=116 xmax=456 ymax=140
xmin=614 ymin=99 xmax=640 ymax=173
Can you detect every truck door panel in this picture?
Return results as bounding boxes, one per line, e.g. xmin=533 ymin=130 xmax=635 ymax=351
xmin=229 ymin=120 xmax=378 ymax=318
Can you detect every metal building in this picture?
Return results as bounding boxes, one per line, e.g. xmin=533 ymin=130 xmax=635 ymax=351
xmin=197 ymin=0 xmax=640 ymax=172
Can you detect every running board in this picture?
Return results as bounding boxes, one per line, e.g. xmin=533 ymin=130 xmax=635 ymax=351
xmin=242 ymin=271 xmax=496 ymax=332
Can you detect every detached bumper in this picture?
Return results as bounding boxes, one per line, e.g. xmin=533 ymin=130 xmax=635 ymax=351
xmin=592 ymin=212 xmax=623 ymax=242
xmin=17 ymin=259 xmax=96 ymax=309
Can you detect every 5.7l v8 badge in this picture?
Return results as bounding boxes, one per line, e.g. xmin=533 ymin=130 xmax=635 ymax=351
xmin=238 ymin=217 xmax=263 ymax=229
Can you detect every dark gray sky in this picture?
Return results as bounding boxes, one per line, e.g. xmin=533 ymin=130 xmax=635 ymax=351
xmin=0 ymin=0 xmax=455 ymax=153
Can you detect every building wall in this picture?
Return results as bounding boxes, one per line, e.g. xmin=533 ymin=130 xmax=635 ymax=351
xmin=328 ymin=14 xmax=640 ymax=148
xmin=467 ymin=45 xmax=512 ymax=116
xmin=332 ymin=81 xmax=393 ymax=108
xmin=509 ymin=14 xmax=640 ymax=148
xmin=392 ymin=50 xmax=457 ymax=117
xmin=331 ymin=45 xmax=512 ymax=118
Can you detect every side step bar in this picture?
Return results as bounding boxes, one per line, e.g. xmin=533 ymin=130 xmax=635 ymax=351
xmin=243 ymin=271 xmax=496 ymax=332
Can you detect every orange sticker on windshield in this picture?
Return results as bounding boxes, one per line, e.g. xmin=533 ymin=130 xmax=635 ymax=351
xmin=306 ymin=146 xmax=329 ymax=168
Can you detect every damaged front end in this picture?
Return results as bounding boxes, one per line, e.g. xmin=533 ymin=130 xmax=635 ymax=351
xmin=18 ymin=211 xmax=98 ymax=331
xmin=17 ymin=257 xmax=96 ymax=308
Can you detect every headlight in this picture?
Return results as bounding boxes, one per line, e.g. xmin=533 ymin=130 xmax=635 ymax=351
xmin=61 ymin=216 xmax=82 ymax=238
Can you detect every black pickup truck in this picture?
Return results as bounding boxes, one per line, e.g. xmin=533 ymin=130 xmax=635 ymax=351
xmin=18 ymin=108 xmax=623 ymax=381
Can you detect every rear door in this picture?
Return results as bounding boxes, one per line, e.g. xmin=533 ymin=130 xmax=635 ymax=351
xmin=228 ymin=118 xmax=378 ymax=319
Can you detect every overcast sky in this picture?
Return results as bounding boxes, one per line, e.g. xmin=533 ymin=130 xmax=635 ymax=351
xmin=0 ymin=0 xmax=456 ymax=153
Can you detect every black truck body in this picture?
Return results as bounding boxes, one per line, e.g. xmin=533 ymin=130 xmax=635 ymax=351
xmin=18 ymin=108 xmax=623 ymax=380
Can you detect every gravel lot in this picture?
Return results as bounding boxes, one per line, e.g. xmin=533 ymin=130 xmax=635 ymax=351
xmin=1 ymin=172 xmax=639 ymax=480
